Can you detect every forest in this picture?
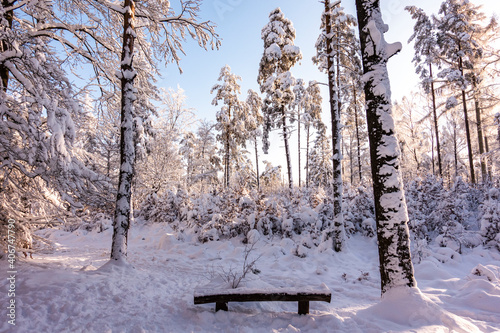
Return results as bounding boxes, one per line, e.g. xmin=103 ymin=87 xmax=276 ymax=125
xmin=1 ymin=0 xmax=500 ymax=332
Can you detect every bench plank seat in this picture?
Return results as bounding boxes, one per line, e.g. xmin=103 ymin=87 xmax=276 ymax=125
xmin=194 ymin=285 xmax=331 ymax=315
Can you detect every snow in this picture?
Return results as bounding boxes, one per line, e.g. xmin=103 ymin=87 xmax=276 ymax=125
xmin=3 ymin=223 xmax=500 ymax=332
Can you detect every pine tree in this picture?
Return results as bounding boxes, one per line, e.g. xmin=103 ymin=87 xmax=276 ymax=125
xmin=308 ymin=123 xmax=333 ymax=189
xmin=355 ymin=0 xmax=416 ymax=295
xmin=258 ymin=7 xmax=302 ymax=189
xmin=293 ymin=79 xmax=307 ymax=187
xmin=435 ymin=0 xmax=485 ymax=184
xmin=406 ymin=6 xmax=443 ymax=177
xmin=314 ymin=0 xmax=352 ymax=251
xmin=304 ymin=81 xmax=323 ymax=188
xmin=211 ymin=65 xmax=248 ymax=188
xmin=246 ymin=89 xmax=264 ymax=191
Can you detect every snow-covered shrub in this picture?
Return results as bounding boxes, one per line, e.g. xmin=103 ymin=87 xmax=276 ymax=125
xmin=255 ymin=197 xmax=282 ymax=236
xmin=405 ymin=176 xmax=484 ymax=252
xmin=316 ymin=197 xmax=334 ymax=239
xmin=138 ymin=191 xmax=178 ymax=225
xmin=405 ymin=176 xmax=444 ymax=241
xmin=344 ymin=186 xmax=375 ymax=236
xmin=480 ymin=188 xmax=500 ymax=251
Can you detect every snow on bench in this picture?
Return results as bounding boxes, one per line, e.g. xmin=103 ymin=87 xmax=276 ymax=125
xmin=194 ymin=283 xmax=331 ymax=315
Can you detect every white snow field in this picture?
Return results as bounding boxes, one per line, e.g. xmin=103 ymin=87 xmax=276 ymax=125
xmin=2 ymin=222 xmax=500 ymax=333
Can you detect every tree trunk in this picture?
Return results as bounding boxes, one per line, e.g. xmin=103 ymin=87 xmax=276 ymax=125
xmin=349 ymin=133 xmax=354 ymax=184
xmin=429 ymin=64 xmax=442 ymax=177
xmin=282 ymin=106 xmax=293 ymax=189
xmin=474 ymin=95 xmax=487 ymax=183
xmin=298 ymin=111 xmax=301 ymax=187
xmin=324 ymin=0 xmax=345 ymax=252
xmin=0 ymin=0 xmax=13 ymax=92
xmin=484 ymin=136 xmax=492 ymax=180
xmin=353 ymin=81 xmax=362 ymax=184
xmin=453 ymin=121 xmax=458 ymax=179
xmin=111 ymin=0 xmax=137 ymax=261
xmin=306 ymin=125 xmax=310 ymax=188
xmin=356 ymin=0 xmax=416 ymax=295
xmin=225 ymin=129 xmax=230 ymax=188
xmin=255 ymin=136 xmax=260 ymax=191
xmin=458 ymin=54 xmax=475 ymax=184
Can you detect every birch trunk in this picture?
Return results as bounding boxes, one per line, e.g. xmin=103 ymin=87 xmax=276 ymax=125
xmin=324 ymin=0 xmax=345 ymax=252
xmin=356 ymin=0 xmax=416 ymax=294
xmin=111 ymin=0 xmax=137 ymax=261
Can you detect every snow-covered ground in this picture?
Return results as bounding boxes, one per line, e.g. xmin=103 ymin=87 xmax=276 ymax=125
xmin=2 ymin=223 xmax=500 ymax=333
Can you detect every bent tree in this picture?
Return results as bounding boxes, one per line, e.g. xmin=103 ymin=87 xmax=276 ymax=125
xmin=355 ymin=0 xmax=416 ymax=294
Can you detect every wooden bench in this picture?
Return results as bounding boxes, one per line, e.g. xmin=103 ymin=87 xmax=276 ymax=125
xmin=194 ymin=285 xmax=331 ymax=315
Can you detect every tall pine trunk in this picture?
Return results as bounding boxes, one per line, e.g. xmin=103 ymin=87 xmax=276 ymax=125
xmin=458 ymin=53 xmax=475 ymax=184
xmin=353 ymin=80 xmax=362 ymax=183
xmin=429 ymin=64 xmax=442 ymax=177
xmin=282 ymin=106 xmax=293 ymax=189
xmin=356 ymin=0 xmax=416 ymax=295
xmin=473 ymin=92 xmax=487 ymax=183
xmin=254 ymin=136 xmax=260 ymax=191
xmin=111 ymin=0 xmax=137 ymax=261
xmin=306 ymin=125 xmax=311 ymax=188
xmin=298 ymin=111 xmax=301 ymax=187
xmin=324 ymin=0 xmax=345 ymax=252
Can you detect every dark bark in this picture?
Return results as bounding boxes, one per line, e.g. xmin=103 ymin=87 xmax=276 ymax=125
xmin=298 ymin=111 xmax=301 ymax=187
xmin=356 ymin=0 xmax=416 ymax=295
xmin=429 ymin=64 xmax=442 ymax=177
xmin=0 ymin=0 xmax=14 ymax=92
xmin=254 ymin=136 xmax=260 ymax=191
xmin=458 ymin=53 xmax=475 ymax=184
xmin=453 ymin=121 xmax=458 ymax=179
xmin=306 ymin=125 xmax=310 ymax=188
xmin=282 ymin=106 xmax=293 ymax=189
xmin=353 ymin=81 xmax=362 ymax=183
xmin=473 ymin=95 xmax=487 ymax=183
xmin=324 ymin=0 xmax=345 ymax=252
xmin=111 ymin=0 xmax=136 ymax=261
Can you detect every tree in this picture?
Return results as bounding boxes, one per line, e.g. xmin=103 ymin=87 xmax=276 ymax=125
xmin=304 ymin=81 xmax=323 ymax=188
xmin=406 ymin=6 xmax=443 ymax=177
xmin=258 ymin=7 xmax=302 ymax=189
xmin=293 ymin=79 xmax=307 ymax=187
xmin=308 ymin=123 xmax=333 ymax=188
xmin=211 ymin=65 xmax=248 ymax=188
xmin=110 ymin=0 xmax=220 ymax=261
xmin=246 ymin=89 xmax=264 ymax=191
xmin=0 ymin=0 xmax=117 ymax=220
xmin=394 ymin=95 xmax=432 ymax=180
xmin=194 ymin=120 xmax=220 ymax=192
xmin=314 ymin=0 xmax=351 ymax=251
xmin=355 ymin=0 xmax=416 ymax=294
xmin=435 ymin=0 xmax=485 ymax=184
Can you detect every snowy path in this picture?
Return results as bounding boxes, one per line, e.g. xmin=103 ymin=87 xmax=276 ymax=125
xmin=2 ymin=223 xmax=500 ymax=332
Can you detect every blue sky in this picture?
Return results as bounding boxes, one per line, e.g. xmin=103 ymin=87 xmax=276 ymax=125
xmin=157 ymin=0 xmax=499 ymax=182
xmin=159 ymin=0 xmax=498 ymax=122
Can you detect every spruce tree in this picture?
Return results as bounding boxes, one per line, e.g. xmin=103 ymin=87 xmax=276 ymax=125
xmin=258 ymin=8 xmax=302 ymax=189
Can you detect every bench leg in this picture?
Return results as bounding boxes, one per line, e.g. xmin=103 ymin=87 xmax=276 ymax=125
xmin=298 ymin=301 xmax=309 ymax=315
xmin=215 ymin=302 xmax=228 ymax=312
